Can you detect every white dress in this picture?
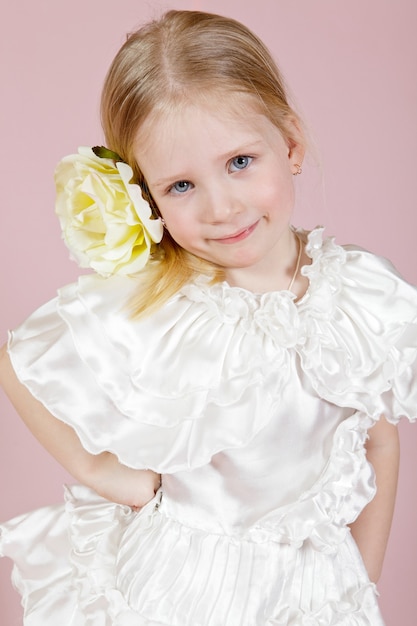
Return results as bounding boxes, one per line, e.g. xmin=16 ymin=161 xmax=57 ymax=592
xmin=1 ymin=228 xmax=416 ymax=625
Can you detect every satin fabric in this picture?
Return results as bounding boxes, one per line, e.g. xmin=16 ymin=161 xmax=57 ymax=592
xmin=1 ymin=227 xmax=416 ymax=625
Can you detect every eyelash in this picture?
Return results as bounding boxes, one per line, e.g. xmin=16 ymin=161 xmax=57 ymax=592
xmin=167 ymin=155 xmax=253 ymax=195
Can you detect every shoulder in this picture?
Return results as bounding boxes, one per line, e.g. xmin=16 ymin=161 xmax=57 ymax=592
xmin=341 ymin=242 xmax=416 ymax=326
xmin=297 ymin=228 xmax=417 ymax=421
xmin=302 ymin=228 xmax=417 ymax=328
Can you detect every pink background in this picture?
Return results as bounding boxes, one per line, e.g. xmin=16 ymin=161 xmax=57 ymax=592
xmin=1 ymin=1 xmax=416 ymax=624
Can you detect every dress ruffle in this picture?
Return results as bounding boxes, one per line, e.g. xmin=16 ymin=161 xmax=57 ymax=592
xmin=298 ymin=229 xmax=417 ymax=422
xmin=1 ymin=483 xmax=384 ymax=625
xmin=245 ymin=410 xmax=375 ymax=552
xmin=8 ymin=228 xmax=417 ymax=474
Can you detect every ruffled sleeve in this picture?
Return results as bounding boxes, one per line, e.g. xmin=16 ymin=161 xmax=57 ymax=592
xmin=7 ymin=274 xmax=282 ymax=473
xmin=298 ymin=229 xmax=417 ymax=423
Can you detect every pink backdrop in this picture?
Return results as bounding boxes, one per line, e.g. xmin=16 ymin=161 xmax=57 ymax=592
xmin=1 ymin=1 xmax=416 ymax=624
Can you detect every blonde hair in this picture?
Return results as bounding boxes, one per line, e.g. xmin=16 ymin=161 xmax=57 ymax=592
xmin=100 ymin=10 xmax=302 ymax=316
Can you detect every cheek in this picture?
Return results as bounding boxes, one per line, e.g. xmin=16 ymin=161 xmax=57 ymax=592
xmin=257 ymin=176 xmax=295 ymax=215
xmin=161 ymin=211 xmax=199 ymax=248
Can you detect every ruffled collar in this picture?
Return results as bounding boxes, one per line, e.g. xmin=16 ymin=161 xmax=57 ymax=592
xmin=180 ymin=227 xmax=346 ymax=344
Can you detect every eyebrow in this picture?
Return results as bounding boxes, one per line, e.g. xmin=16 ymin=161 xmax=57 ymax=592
xmin=150 ymin=139 xmax=264 ymax=190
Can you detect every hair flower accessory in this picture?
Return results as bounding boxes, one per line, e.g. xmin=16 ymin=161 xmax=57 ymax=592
xmin=54 ymin=146 xmax=163 ymax=276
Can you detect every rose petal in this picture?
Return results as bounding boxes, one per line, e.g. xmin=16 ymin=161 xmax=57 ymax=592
xmin=54 ymin=147 xmax=162 ymax=276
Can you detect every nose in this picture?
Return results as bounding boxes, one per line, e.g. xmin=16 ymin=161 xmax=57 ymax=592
xmin=203 ymin=183 xmax=243 ymax=223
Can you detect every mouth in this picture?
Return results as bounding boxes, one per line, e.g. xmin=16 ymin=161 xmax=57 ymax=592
xmin=213 ymin=220 xmax=259 ymax=244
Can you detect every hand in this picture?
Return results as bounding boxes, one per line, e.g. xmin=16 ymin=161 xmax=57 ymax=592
xmin=87 ymin=451 xmax=161 ymax=509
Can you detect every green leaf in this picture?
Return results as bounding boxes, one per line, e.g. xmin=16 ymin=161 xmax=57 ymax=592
xmin=92 ymin=146 xmax=124 ymax=162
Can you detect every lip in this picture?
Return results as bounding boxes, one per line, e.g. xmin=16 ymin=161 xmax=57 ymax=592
xmin=213 ymin=220 xmax=259 ymax=244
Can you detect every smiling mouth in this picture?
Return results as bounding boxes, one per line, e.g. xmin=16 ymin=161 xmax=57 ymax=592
xmin=214 ymin=221 xmax=259 ymax=244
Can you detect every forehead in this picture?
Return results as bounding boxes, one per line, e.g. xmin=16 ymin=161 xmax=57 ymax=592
xmin=134 ymin=94 xmax=282 ymax=166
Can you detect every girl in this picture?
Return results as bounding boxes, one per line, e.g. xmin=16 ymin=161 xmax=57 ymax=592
xmin=0 ymin=9 xmax=416 ymax=625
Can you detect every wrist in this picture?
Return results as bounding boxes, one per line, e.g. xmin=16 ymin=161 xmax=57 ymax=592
xmin=82 ymin=451 xmax=161 ymax=508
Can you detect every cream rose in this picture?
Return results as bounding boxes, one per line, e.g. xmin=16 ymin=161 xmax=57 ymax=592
xmin=55 ymin=146 xmax=163 ymax=276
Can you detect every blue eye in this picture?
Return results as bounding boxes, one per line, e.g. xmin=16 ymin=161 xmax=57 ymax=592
xmin=170 ymin=180 xmax=192 ymax=194
xmin=229 ymin=155 xmax=252 ymax=172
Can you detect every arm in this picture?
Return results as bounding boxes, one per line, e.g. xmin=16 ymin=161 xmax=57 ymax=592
xmin=349 ymin=416 xmax=400 ymax=583
xmin=0 ymin=343 xmax=160 ymax=508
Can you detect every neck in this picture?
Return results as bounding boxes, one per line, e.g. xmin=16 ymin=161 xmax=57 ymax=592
xmin=224 ymin=228 xmax=300 ymax=294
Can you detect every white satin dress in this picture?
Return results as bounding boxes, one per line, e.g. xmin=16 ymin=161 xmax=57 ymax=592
xmin=1 ymin=228 xmax=416 ymax=625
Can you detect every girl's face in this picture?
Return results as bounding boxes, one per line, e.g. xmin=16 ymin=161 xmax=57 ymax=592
xmin=134 ymin=100 xmax=305 ymax=291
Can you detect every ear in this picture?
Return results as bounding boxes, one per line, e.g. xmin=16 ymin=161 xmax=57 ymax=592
xmin=284 ymin=116 xmax=306 ymax=174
